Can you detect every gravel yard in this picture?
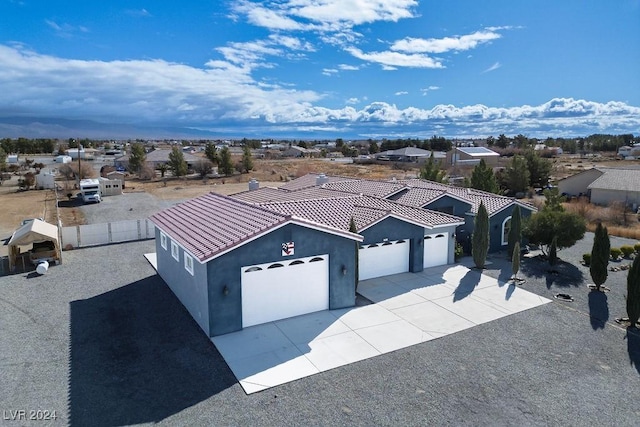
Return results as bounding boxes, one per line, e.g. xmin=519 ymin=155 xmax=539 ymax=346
xmin=1 ymin=237 xmax=639 ymax=426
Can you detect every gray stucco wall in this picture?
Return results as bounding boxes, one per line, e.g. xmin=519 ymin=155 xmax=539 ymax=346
xmin=360 ymin=216 xmax=426 ymax=272
xmin=425 ymin=196 xmax=472 ymax=218
xmin=206 ymin=223 xmax=357 ymax=336
xmin=590 ymin=188 xmax=640 ymax=207
xmin=558 ymin=169 xmax=602 ymax=196
xmin=154 ymin=228 xmax=210 ymax=336
xmin=488 ymin=205 xmax=533 ymax=253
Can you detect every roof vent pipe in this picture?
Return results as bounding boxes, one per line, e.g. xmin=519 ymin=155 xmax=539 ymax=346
xmin=248 ymin=178 xmax=259 ymax=191
xmin=316 ymin=173 xmax=328 ymax=186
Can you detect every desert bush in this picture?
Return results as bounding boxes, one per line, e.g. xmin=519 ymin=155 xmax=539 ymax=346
xmin=620 ymin=245 xmax=635 ymax=258
xmin=610 ymin=247 xmax=622 ymax=261
xmin=138 ymin=162 xmax=156 ymax=180
xmin=583 ymin=253 xmax=591 ymax=266
xmin=634 ymin=242 xmax=640 ymax=253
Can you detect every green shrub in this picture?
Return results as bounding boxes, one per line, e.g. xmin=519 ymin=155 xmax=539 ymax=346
xmin=620 ymin=245 xmax=635 ymax=258
xmin=454 ymin=242 xmax=464 ymax=261
xmin=583 ymin=253 xmax=591 ymax=265
xmin=634 ymin=242 xmax=640 ymax=253
xmin=610 ymin=247 xmax=622 ymax=260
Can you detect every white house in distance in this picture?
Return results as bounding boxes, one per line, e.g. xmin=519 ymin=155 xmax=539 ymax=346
xmin=617 ymin=145 xmax=640 ymax=159
xmin=451 ymin=146 xmax=500 ymax=166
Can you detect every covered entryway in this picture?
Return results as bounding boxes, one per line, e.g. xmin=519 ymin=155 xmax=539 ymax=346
xmin=359 ymin=239 xmax=410 ymax=280
xmin=423 ymin=232 xmax=449 ymax=268
xmin=241 ymin=254 xmax=329 ymax=327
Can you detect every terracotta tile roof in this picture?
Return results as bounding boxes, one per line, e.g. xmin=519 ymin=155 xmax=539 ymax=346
xmin=397 ymin=179 xmax=534 ymax=215
xmin=151 ymin=192 xmax=362 ymax=263
xmin=322 ymin=179 xmax=407 ymax=198
xmin=150 ymin=193 xmax=292 ymax=263
xmin=231 ymin=186 xmax=351 ymax=204
xmin=278 ymin=173 xmax=355 ymax=191
xmin=392 ymin=187 xmax=448 ymax=208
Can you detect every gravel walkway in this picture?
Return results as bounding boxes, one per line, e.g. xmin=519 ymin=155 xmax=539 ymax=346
xmin=1 ymin=238 xmax=639 ymax=426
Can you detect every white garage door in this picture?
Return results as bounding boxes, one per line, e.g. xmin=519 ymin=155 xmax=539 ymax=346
xmin=423 ymin=232 xmax=449 ymax=268
xmin=359 ymin=239 xmax=410 ymax=280
xmin=241 ymin=254 xmax=329 ymax=327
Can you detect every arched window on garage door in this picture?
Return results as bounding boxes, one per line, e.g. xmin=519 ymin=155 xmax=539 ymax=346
xmin=267 ymin=263 xmax=284 ymax=269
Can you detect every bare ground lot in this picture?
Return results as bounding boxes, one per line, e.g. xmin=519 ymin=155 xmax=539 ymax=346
xmin=1 ymin=238 xmax=639 ymax=426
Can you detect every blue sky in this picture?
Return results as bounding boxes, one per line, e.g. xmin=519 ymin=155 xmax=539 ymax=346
xmin=1 ymin=0 xmax=639 ymax=140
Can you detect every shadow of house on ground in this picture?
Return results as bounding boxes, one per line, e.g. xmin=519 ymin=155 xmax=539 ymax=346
xmin=588 ymin=290 xmax=609 ymax=330
xmin=69 ymin=276 xmax=235 ymax=427
xmin=519 ymin=258 xmax=584 ymax=289
xmin=453 ymin=269 xmax=482 ymax=302
xmin=626 ymin=328 xmax=640 ymax=375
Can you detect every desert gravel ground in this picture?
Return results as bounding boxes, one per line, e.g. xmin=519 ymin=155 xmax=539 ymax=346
xmin=1 ymin=237 xmax=639 ymax=426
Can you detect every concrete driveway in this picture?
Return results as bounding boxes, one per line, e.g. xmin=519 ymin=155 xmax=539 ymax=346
xmin=212 ymin=264 xmax=550 ymax=394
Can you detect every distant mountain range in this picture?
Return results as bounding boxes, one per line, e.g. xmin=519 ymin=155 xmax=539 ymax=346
xmin=0 ymin=117 xmax=224 ymax=140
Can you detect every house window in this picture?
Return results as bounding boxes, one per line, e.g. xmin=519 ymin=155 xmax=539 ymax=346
xmin=171 ymin=241 xmax=179 ymax=261
xmin=160 ymin=232 xmax=167 ymax=250
xmin=184 ymin=254 xmax=194 ymax=275
xmin=501 ymin=216 xmax=512 ymax=246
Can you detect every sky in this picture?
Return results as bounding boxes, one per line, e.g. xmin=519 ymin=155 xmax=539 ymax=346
xmin=0 ymin=0 xmax=639 ymax=140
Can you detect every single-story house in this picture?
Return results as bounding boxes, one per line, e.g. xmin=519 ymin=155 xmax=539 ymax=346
xmin=617 ymin=145 xmax=640 ymax=159
xmin=558 ymin=167 xmax=640 ymax=207
xmin=150 ymin=186 xmax=464 ymax=337
xmin=282 ymin=146 xmax=321 ymax=158
xmin=115 ymin=149 xmax=200 ymax=170
xmin=282 ymin=173 xmax=535 ymax=253
xmin=451 ymin=146 xmax=500 ymax=166
xmin=375 ymin=147 xmax=446 ymax=163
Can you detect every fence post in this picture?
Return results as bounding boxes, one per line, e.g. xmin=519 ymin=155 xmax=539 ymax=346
xmin=76 ymin=225 xmax=81 ymax=247
xmin=137 ymin=220 xmax=142 ymax=240
xmin=108 ymin=222 xmax=113 ymax=244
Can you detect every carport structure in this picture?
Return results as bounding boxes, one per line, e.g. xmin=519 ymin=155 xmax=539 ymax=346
xmin=7 ymin=219 xmax=61 ymax=272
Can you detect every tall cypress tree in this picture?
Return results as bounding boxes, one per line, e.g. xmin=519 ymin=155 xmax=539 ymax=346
xmin=472 ymin=201 xmax=489 ymax=269
xmin=507 ymin=205 xmax=522 ymax=261
xmin=626 ymin=253 xmax=640 ymax=327
xmin=590 ymin=222 xmax=610 ymax=291
xmin=512 ymin=241 xmax=521 ymax=282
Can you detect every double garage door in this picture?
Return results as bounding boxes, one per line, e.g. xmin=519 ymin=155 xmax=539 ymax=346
xmin=241 ymin=255 xmax=329 ymax=327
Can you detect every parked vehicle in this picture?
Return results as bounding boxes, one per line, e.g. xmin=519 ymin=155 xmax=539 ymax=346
xmin=79 ymin=179 xmax=102 ymax=203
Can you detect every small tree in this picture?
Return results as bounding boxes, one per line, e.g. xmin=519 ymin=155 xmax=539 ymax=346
xmin=512 ymin=241 xmax=521 ymax=282
xmin=168 ymin=147 xmax=188 ymax=178
xmin=590 ymin=222 xmax=610 ymax=292
xmin=0 ymin=146 xmax=6 ymax=171
xmin=241 ymin=145 xmax=253 ymax=173
xmin=472 ymin=202 xmax=490 ymax=269
xmin=204 ymin=142 xmax=219 ymax=166
xmin=128 ymin=143 xmax=146 ymax=174
xmin=156 ymin=163 xmax=168 ymax=178
xmin=627 ymin=255 xmax=640 ymax=328
xmin=502 ymin=155 xmax=530 ymax=194
xmin=193 ymin=159 xmax=213 ymax=178
xmin=523 ymin=210 xmax=586 ymax=256
xmin=507 ymin=205 xmax=522 ymax=261
xmin=419 ymin=152 xmax=447 ymax=183
xmin=470 ymin=159 xmax=499 ymax=194
xmin=218 ymin=146 xmax=234 ymax=176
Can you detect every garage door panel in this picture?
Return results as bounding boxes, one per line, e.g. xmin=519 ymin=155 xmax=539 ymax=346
xmin=423 ymin=232 xmax=449 ymax=268
xmin=359 ymin=239 xmax=410 ymax=280
xmin=242 ymin=255 xmax=329 ymax=327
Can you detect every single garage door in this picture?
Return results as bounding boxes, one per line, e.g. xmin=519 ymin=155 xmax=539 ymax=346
xmin=423 ymin=232 xmax=449 ymax=268
xmin=241 ymin=254 xmax=329 ymax=327
xmin=359 ymin=239 xmax=410 ymax=280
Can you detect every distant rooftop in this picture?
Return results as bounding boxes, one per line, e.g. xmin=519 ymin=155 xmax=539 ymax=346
xmin=456 ymin=146 xmax=499 ymax=156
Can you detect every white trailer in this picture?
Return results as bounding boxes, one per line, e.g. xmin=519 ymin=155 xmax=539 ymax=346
xmin=79 ymin=179 xmax=101 ymax=203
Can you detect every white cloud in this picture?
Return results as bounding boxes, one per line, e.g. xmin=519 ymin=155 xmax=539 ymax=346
xmin=125 ymin=9 xmax=152 ymax=17
xmin=391 ymin=30 xmax=502 ymax=54
xmin=45 ymin=20 xmax=88 ymax=37
xmin=483 ymin=62 xmax=502 ymax=73
xmin=420 ymin=86 xmax=440 ymax=95
xmin=338 ymin=64 xmax=359 ymax=71
xmin=346 ymin=47 xmax=443 ymax=69
xmin=322 ymin=68 xmax=338 ymax=76
xmin=1 ymin=45 xmax=638 ymax=138
xmin=395 ymin=91 xmax=408 ymax=96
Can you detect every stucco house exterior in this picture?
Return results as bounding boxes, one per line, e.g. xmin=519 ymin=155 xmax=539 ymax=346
xmin=375 ymin=147 xmax=446 ymax=163
xmin=558 ymin=167 xmax=640 ymax=207
xmin=451 ymin=146 xmax=500 ymax=166
xmin=150 ymin=181 xmax=464 ymax=337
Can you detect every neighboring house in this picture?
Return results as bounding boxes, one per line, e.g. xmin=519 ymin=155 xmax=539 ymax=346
xmin=150 ymin=184 xmax=464 ymax=337
xmin=375 ymin=147 xmax=446 ymax=163
xmin=558 ymin=167 xmax=640 ymax=207
xmin=451 ymin=146 xmax=500 ymax=166
xmin=617 ymin=145 xmax=640 ymax=159
xmin=282 ymin=146 xmax=321 ymax=158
